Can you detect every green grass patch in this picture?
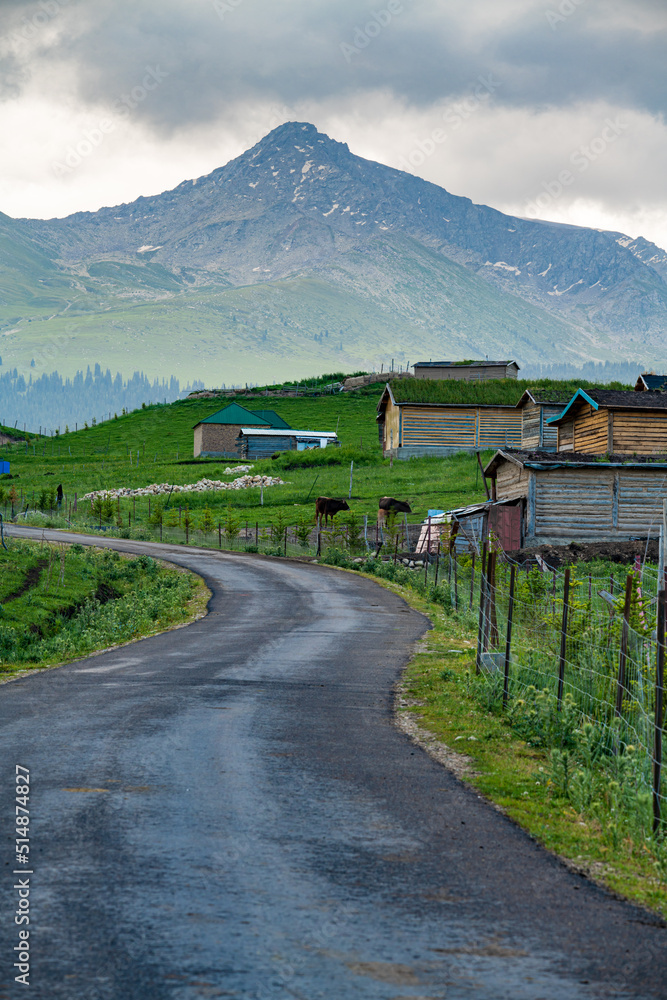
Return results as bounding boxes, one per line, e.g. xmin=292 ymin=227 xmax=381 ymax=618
xmin=390 ymin=376 xmax=632 ymax=406
xmin=0 ymin=390 xmax=492 ymax=533
xmin=0 ymin=539 xmax=208 ymax=679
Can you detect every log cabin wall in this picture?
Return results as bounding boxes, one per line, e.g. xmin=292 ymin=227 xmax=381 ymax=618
xmin=399 ymin=406 xmax=522 ymax=450
xmin=521 ymin=402 xmax=561 ymax=450
xmin=612 ymin=411 xmax=667 ymax=454
xmin=383 ymin=397 xmax=401 ymax=452
xmin=414 ymin=363 xmax=518 ymax=381
xmin=495 ymin=461 xmax=530 ymax=501
xmin=477 ymin=408 xmax=522 ymax=448
xmin=532 ymin=467 xmax=615 ymax=542
xmin=522 ymin=466 xmax=667 ymax=544
xmin=557 ymin=422 xmax=574 ymax=452
xmin=401 ymin=406 xmax=476 ymax=448
xmin=572 ymin=406 xmax=608 ymax=453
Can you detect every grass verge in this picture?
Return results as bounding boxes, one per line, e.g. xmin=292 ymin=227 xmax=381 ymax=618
xmin=0 ymin=538 xmax=209 ymax=681
xmin=351 ymin=568 xmax=667 ymax=918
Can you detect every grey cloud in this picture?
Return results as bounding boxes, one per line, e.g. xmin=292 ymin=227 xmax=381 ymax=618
xmin=0 ymin=0 xmax=665 ymax=132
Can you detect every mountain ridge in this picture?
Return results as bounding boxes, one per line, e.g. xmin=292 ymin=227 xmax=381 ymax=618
xmin=1 ymin=121 xmax=665 ymax=382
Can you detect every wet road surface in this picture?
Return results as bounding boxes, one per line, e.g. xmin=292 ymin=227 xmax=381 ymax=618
xmin=0 ymin=528 xmax=665 ymax=999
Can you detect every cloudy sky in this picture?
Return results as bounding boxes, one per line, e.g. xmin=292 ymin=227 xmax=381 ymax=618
xmin=1 ymin=0 xmax=666 ymax=248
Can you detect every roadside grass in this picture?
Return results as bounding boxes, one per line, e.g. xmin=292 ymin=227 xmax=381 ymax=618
xmin=344 ymin=567 xmax=667 ymax=917
xmin=0 ymin=539 xmax=208 ymax=680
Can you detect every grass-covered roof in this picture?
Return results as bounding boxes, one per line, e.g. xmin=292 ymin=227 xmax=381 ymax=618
xmin=385 ymin=377 xmax=632 ymax=407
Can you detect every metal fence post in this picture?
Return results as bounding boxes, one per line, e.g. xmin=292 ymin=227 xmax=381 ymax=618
xmin=557 ymin=567 xmax=571 ymax=710
xmin=615 ymin=573 xmax=634 ymax=717
xmin=503 ymin=563 xmax=516 ymax=708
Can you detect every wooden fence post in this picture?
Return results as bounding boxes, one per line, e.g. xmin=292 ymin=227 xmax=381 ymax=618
xmin=453 ymin=552 xmax=458 ymax=609
xmin=557 ymin=567 xmax=571 ymax=710
xmin=218 ymin=523 xmax=222 ymax=550
xmin=487 ymin=552 xmax=499 ymax=649
xmin=503 ymin=563 xmax=516 ymax=708
xmin=615 ymin=573 xmax=634 ymax=717
xmin=654 ymin=588 xmax=665 ymax=835
xmin=475 ymin=542 xmax=489 ymax=674
xmin=469 ymin=550 xmax=476 ymax=611
xmin=434 ymin=542 xmax=440 ymax=588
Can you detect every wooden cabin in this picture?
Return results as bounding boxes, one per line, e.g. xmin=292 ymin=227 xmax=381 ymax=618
xmin=413 ymin=360 xmax=519 ymax=382
xmin=193 ymin=403 xmax=289 ymax=457
xmin=237 ymin=428 xmax=338 ymax=459
xmin=484 ymin=449 xmax=667 ymax=546
xmin=377 ymin=382 xmax=522 ymax=458
xmin=549 ymin=388 xmax=667 ymax=455
xmin=516 ymin=390 xmax=570 ymax=451
xmin=635 ymin=373 xmax=667 ymax=391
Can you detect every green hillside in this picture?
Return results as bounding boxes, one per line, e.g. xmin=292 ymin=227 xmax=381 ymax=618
xmin=0 ymin=238 xmax=607 ymax=385
xmin=0 ymin=376 xmax=628 ymax=538
xmin=0 ymin=389 xmax=487 ymax=531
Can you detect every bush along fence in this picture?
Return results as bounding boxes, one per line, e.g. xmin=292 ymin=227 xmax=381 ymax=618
xmin=470 ymin=541 xmax=667 ymax=875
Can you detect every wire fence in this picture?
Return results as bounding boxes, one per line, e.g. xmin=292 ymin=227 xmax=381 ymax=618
xmin=467 ymin=542 xmax=667 ymax=864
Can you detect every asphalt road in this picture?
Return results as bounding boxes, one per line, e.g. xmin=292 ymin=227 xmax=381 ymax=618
xmin=0 ymin=528 xmax=666 ymax=1000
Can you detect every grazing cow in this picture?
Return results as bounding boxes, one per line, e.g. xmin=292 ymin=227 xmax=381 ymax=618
xmin=315 ymin=496 xmax=350 ymax=525
xmin=378 ymin=496 xmax=412 ymax=522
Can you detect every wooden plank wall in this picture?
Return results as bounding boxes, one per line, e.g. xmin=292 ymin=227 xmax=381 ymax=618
xmin=533 ymin=467 xmax=667 ymax=540
xmin=383 ymin=399 xmax=401 ymax=451
xmin=478 ymin=409 xmax=522 ymax=448
xmin=612 ymin=411 xmax=667 ymax=454
xmin=401 ymin=406 xmax=521 ymax=448
xmin=415 ymin=365 xmax=518 ymax=381
xmin=572 ymin=406 xmax=608 ymax=453
xmin=495 ymin=461 xmax=530 ymax=500
xmin=521 ymin=403 xmax=561 ymax=449
xmin=558 ymin=422 xmax=574 ymax=452
xmin=402 ymin=407 xmax=476 ymax=447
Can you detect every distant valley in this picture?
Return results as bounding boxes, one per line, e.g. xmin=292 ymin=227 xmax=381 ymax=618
xmin=1 ymin=121 xmax=666 ymax=384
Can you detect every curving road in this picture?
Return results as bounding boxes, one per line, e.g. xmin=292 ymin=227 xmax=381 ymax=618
xmin=0 ymin=528 xmax=665 ymax=1000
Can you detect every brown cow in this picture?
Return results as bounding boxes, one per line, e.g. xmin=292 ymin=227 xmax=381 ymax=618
xmin=378 ymin=496 xmax=412 ymax=522
xmin=315 ymin=496 xmax=350 ymax=525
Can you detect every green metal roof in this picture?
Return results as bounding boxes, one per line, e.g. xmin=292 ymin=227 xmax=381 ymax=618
xmin=196 ymin=402 xmax=271 ymax=427
xmin=249 ymin=409 xmax=292 ymax=429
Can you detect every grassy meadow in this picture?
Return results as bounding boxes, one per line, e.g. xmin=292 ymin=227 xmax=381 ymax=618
xmin=0 ymin=389 xmax=491 ymax=535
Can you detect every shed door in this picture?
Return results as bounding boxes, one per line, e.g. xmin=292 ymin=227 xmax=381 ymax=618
xmin=488 ymin=504 xmax=522 ymax=552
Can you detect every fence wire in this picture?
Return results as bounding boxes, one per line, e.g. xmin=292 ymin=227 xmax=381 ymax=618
xmin=470 ymin=550 xmax=667 ymax=851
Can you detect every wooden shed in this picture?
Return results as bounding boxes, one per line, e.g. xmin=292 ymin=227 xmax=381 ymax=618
xmin=516 ymin=390 xmax=570 ymax=451
xmin=377 ymin=382 xmax=522 ymax=458
xmin=635 ymin=373 xmax=667 ymax=391
xmin=193 ymin=403 xmax=289 ymax=458
xmin=548 ymin=388 xmax=667 ymax=455
xmin=413 ymin=360 xmax=519 ymax=381
xmin=484 ymin=449 xmax=667 ymax=546
xmin=237 ymin=428 xmax=339 ymax=460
